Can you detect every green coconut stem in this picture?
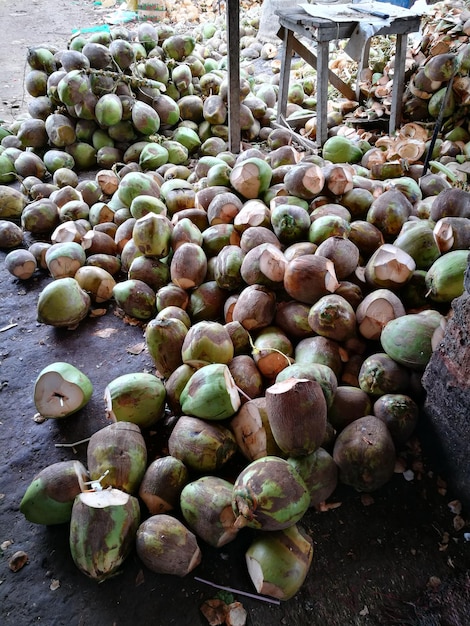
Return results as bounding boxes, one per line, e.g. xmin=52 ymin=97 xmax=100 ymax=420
xmin=428 ymin=160 xmax=459 ymax=183
xmin=248 ymin=332 xmax=293 ymax=366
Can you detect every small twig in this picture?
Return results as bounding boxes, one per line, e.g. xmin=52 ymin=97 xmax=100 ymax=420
xmin=55 ymin=437 xmax=91 ymax=448
xmin=235 ymin=385 xmax=252 ymax=402
xmin=272 ymin=116 xmax=318 ymax=153
xmin=0 ymin=323 xmax=18 ymax=333
xmin=194 ymin=576 xmax=281 ymax=605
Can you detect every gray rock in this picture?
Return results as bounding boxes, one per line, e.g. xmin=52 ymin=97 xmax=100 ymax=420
xmin=422 ymin=287 xmax=470 ymax=508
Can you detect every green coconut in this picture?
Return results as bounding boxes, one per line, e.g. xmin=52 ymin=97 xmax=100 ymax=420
xmin=245 ymin=524 xmax=313 ymax=600
xmin=322 ymin=136 xmax=363 ymax=164
xmin=168 ymin=415 xmax=238 ymax=472
xmin=136 ymin=514 xmax=201 ymax=576
xmin=232 ymin=456 xmax=310 ymax=530
xmin=180 ymin=362 xmax=241 ymax=420
xmin=180 ymin=476 xmax=239 ymax=548
xmin=104 ymin=372 xmax=166 ymax=428
xmin=70 ymin=488 xmax=140 ymax=581
xmin=145 ymin=317 xmax=188 ymax=379
xmin=380 ymin=311 xmax=445 ymax=371
xmin=0 ymin=185 xmax=27 ymax=218
xmin=20 ymin=460 xmax=88 ymax=525
xmin=181 ymin=320 xmax=234 ymax=367
xmin=425 ymin=249 xmax=469 ymax=302
xmin=34 ymin=361 xmax=93 ymax=418
xmin=37 ymin=277 xmax=91 ymax=327
xmin=87 ymin=421 xmax=147 ymax=494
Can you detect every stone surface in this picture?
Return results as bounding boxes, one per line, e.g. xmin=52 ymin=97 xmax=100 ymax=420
xmin=422 ymin=259 xmax=470 ymax=508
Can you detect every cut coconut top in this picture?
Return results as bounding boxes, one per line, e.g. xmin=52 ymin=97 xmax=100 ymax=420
xmin=34 ymin=370 xmax=88 ymax=418
xmin=79 ymin=488 xmax=130 ymax=509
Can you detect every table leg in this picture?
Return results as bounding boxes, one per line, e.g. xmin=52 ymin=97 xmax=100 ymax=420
xmin=390 ymin=33 xmax=408 ymax=134
xmin=276 ymin=26 xmax=294 ymax=124
xmin=316 ymin=41 xmax=329 ymax=148
xmin=356 ymin=39 xmax=371 ymax=103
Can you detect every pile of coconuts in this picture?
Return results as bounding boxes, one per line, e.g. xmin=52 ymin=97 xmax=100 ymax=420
xmin=2 ymin=8 xmax=470 ymax=604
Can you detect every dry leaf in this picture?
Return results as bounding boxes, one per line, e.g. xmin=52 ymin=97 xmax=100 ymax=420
xmin=89 ymin=308 xmax=108 ymax=318
xmin=448 ymin=500 xmax=462 ymax=515
xmin=394 ymin=457 xmax=407 ymax=472
xmin=453 ymin=515 xmax=465 ymax=532
xmin=127 ymin=342 xmax=145 ymax=355
xmin=50 ymin=579 xmax=60 ymax=591
xmin=427 ymin=576 xmax=441 ymax=590
xmin=316 ymin=501 xmax=342 ymax=512
xmin=93 ymin=328 xmax=118 ymax=339
xmin=361 ymin=494 xmax=375 ymax=506
xmin=135 ymin=569 xmax=145 ymax=587
xmin=1 ymin=539 xmax=13 ymax=550
xmin=9 ymin=550 xmax=28 ymax=572
xmin=359 ymin=605 xmax=369 ymax=616
xmin=200 ymin=599 xmax=227 ymax=626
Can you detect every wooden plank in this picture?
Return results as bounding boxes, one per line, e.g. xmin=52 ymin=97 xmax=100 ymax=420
xmin=275 ymin=9 xmax=422 ymax=147
xmin=286 ymin=31 xmax=356 ymax=101
xmin=227 ymin=0 xmax=240 ymax=153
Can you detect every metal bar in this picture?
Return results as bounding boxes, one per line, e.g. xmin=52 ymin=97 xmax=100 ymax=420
xmin=276 ymin=26 xmax=295 ymax=124
xmin=422 ymin=69 xmax=458 ymax=175
xmin=316 ymin=41 xmax=330 ymax=147
xmin=227 ymin=0 xmax=240 ymax=153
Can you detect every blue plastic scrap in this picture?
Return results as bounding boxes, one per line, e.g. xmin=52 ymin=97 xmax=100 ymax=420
xmin=71 ymin=24 xmax=111 ymax=34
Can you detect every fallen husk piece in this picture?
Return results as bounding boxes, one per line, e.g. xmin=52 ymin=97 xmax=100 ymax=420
xmin=33 ymin=361 xmax=93 ymax=419
xmin=200 ymin=598 xmax=247 ymax=626
xmin=69 ymin=488 xmax=141 ymax=581
xmin=245 ymin=524 xmax=313 ymax=600
xmin=20 ymin=460 xmax=88 ymax=525
xmin=136 ymin=514 xmax=201 ymax=576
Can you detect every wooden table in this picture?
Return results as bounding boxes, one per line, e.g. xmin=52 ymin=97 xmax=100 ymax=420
xmin=275 ymin=6 xmax=422 ymax=148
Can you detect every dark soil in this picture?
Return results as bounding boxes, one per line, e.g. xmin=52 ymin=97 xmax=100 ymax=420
xmin=1 ymin=1 xmax=470 ymax=625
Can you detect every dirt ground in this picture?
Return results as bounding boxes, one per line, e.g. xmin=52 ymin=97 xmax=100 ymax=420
xmin=1 ymin=1 xmax=470 ymax=625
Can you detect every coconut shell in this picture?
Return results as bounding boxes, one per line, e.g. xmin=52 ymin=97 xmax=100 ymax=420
xmin=333 ymin=415 xmax=396 ymax=492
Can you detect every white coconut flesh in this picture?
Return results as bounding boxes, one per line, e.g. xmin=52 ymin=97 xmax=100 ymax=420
xmin=79 ymin=489 xmax=130 ymax=509
xmin=34 ymin=370 xmax=87 ymax=418
xmin=246 ymin=556 xmax=282 ymax=598
xmin=224 ymin=366 xmax=242 ymax=412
